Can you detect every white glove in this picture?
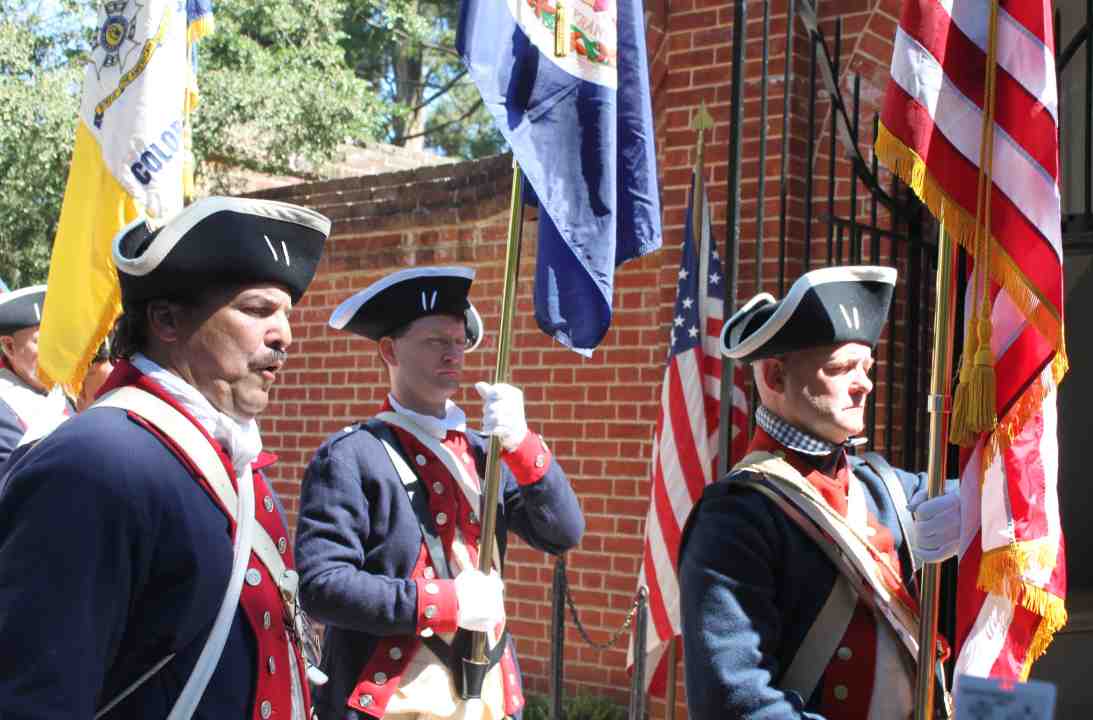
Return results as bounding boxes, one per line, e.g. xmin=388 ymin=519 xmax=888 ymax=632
xmin=908 ymin=487 xmax=961 ymax=563
xmin=474 ymin=381 xmax=529 ymax=452
xmin=454 ymin=568 xmax=506 ymax=633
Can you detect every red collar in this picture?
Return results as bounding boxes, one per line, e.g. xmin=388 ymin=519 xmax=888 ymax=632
xmin=747 ymin=427 xmax=850 ymax=516
xmin=99 ymin=359 xmax=278 ymax=471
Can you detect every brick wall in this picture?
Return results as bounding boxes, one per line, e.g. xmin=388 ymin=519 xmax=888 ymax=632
xmin=250 ymin=2 xmax=919 ymax=717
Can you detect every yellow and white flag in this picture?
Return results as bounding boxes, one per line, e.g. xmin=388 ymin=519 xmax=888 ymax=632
xmin=39 ymin=0 xmax=212 ymax=393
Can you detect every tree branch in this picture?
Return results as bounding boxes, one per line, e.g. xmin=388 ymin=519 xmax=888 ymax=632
xmin=409 ymin=68 xmax=468 ymax=112
xmin=391 ymin=97 xmax=484 ymax=143
xmin=361 ymin=20 xmax=461 ymax=59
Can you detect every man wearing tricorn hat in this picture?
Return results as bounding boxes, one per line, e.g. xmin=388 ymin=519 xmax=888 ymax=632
xmin=295 ymin=266 xmax=585 ymax=719
xmin=678 ymin=266 xmax=960 ymax=719
xmin=0 ymin=284 xmax=74 ymax=464
xmin=0 ymin=196 xmax=331 ymax=719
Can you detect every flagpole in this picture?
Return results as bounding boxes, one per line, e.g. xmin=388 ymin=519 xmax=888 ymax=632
xmin=913 ymin=222 xmax=958 ymax=720
xmin=462 ymin=155 xmax=524 ymax=700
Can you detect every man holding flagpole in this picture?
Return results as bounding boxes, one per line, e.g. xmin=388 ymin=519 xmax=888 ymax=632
xmin=295 ymin=266 xmax=585 ymax=720
xmin=678 ymin=267 xmax=959 ymax=719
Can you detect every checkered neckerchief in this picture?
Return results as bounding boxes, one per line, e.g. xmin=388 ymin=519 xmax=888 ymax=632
xmin=755 ymin=405 xmax=840 ymax=456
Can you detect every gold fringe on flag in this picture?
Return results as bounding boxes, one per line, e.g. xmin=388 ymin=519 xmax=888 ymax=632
xmin=979 ymin=539 xmax=1068 ymax=680
xmin=874 ymin=123 xmax=1068 ymax=381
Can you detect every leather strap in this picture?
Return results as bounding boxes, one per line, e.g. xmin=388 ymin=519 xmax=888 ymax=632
xmin=362 ymin=419 xmax=454 ymax=581
xmin=859 ymin=451 xmax=920 ymax=572
xmin=778 ymin=575 xmax=859 ymax=703
xmin=95 ymin=387 xmax=291 ymax=587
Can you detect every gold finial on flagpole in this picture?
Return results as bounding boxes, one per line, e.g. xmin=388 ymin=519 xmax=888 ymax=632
xmin=692 ymin=102 xmax=715 ymax=175
xmin=554 ymin=2 xmax=569 ymax=57
xmin=691 ymin=102 xmax=715 ymax=242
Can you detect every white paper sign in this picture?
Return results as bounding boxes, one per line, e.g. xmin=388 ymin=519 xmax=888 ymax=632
xmin=955 ymin=675 xmax=1056 ymax=720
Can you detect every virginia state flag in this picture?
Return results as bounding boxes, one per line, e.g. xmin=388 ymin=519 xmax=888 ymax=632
xmin=457 ymin=0 xmax=662 ymax=354
xmin=37 ymin=0 xmax=213 ymax=393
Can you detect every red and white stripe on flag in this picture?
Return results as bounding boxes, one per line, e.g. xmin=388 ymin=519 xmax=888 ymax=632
xmin=628 ymin=172 xmax=748 ymax=696
xmin=876 ymin=0 xmax=1067 ymax=682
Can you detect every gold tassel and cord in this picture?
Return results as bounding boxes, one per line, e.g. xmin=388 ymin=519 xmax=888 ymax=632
xmin=949 ymin=0 xmax=1002 ymax=445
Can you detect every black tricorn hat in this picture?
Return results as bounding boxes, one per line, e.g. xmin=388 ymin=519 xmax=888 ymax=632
xmin=721 ymin=266 xmax=897 ymax=361
xmin=0 ymin=285 xmax=46 ymax=335
xmin=112 ymin=196 xmax=331 ymax=305
xmin=328 ymin=266 xmax=484 ymax=351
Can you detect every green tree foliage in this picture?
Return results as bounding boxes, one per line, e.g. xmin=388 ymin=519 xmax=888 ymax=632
xmin=0 ymin=0 xmax=503 ymax=286
xmin=0 ymin=2 xmax=83 ymax=287
xmin=193 ymin=0 xmax=385 ymax=184
xmin=341 ymin=0 xmax=504 ymax=156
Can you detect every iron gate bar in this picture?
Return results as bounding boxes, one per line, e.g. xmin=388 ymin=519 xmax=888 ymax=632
xmin=757 ymin=0 xmax=771 ymax=294
xmin=1087 ymin=0 xmax=1092 ymax=218
xmin=804 ymin=32 xmax=818 ymax=271
xmin=1057 ymin=20 xmax=1090 ymax=70
xmin=778 ymin=0 xmax=798 ymax=294
xmin=826 ymin=18 xmax=840 ymax=267
xmin=866 ymin=116 xmax=882 ymax=448
xmin=717 ymin=0 xmax=748 ymax=481
xmin=550 ymin=558 xmax=565 ymax=720
xmin=818 ymin=216 xmax=913 ymax=244
xmin=849 ymin=74 xmax=861 ymax=264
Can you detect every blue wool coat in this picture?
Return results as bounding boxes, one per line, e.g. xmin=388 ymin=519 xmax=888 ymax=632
xmin=678 ymin=453 xmax=926 ymax=720
xmin=0 ymin=377 xmax=298 ymax=720
xmin=295 ymin=422 xmax=585 ymax=719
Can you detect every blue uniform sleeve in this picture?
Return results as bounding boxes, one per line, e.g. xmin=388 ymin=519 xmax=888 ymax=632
xmin=0 ymin=398 xmax=25 ymax=468
xmin=678 ymin=480 xmax=826 ymax=720
xmin=500 ymin=453 xmax=584 ymax=556
xmin=0 ymin=434 xmax=146 ymax=719
xmin=295 ymin=433 xmax=422 ymax=635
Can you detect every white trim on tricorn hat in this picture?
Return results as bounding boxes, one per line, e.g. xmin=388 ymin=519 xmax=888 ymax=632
xmin=112 ymin=196 xmax=331 ymax=304
xmin=329 ymin=266 xmax=484 ymax=351
xmin=0 ymin=284 xmax=47 ymax=335
xmin=721 ymin=265 xmax=897 ymax=360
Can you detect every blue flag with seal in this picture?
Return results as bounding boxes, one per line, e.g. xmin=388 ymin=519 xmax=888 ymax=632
xmin=457 ymin=0 xmax=662 ymax=354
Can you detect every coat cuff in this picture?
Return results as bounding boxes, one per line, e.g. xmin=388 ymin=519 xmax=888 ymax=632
xmin=415 ymin=578 xmax=458 ymax=636
xmin=501 ymin=432 xmax=551 ymax=486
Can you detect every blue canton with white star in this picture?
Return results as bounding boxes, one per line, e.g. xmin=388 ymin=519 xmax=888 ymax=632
xmin=670 ymin=182 xmax=724 ymax=358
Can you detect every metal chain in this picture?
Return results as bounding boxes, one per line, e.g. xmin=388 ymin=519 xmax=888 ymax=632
xmin=559 ymin=562 xmax=644 ymax=651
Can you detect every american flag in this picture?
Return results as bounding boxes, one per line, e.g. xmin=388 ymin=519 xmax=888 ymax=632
xmin=877 ymin=0 xmax=1067 ymax=684
xmin=629 ymin=171 xmax=747 ymax=695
